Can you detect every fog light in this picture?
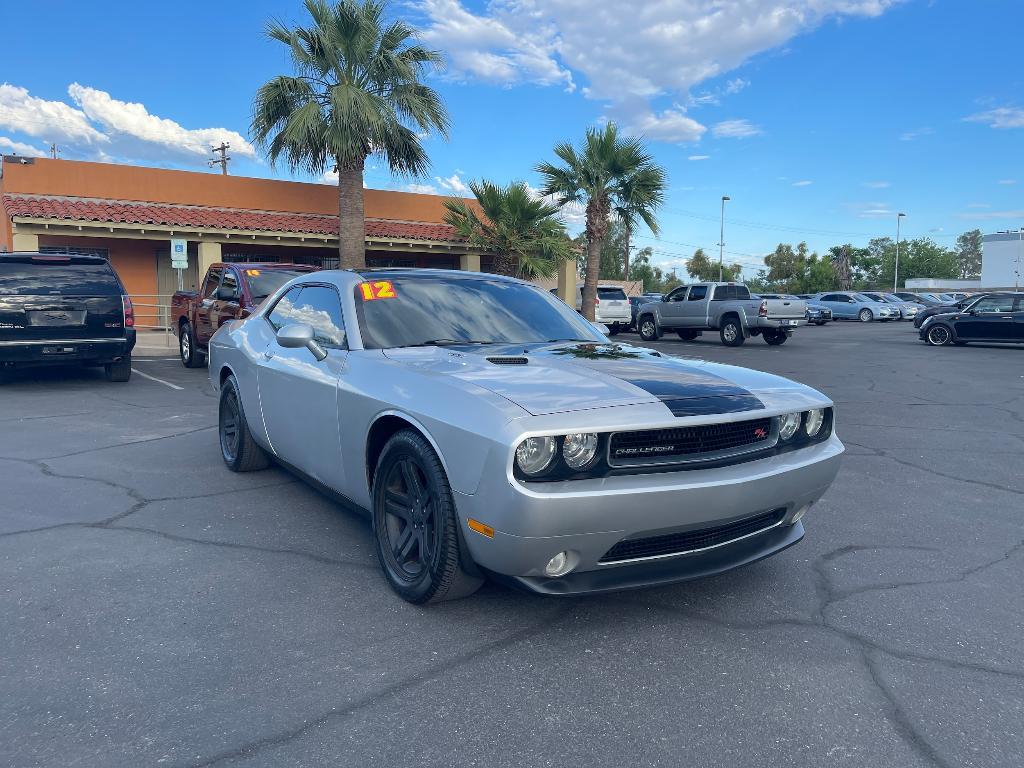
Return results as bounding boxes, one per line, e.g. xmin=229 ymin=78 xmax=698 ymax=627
xmin=804 ymin=408 xmax=825 ymax=437
xmin=779 ymin=412 xmax=801 ymax=441
xmin=544 ymin=551 xmax=571 ymax=577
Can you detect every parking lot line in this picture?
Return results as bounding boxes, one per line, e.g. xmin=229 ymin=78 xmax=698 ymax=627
xmin=130 ymin=368 xmax=185 ymax=390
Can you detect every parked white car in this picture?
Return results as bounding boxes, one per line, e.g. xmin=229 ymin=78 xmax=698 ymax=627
xmin=551 ymin=284 xmax=632 ymax=335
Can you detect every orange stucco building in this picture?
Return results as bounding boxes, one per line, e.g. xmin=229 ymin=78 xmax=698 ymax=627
xmin=0 ymin=156 xmax=503 ymax=327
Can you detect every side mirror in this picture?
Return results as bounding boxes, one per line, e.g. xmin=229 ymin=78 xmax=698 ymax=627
xmin=276 ymin=323 xmax=327 ymax=361
xmin=661 ymin=295 xmax=669 ymax=302
xmin=592 ymin=322 xmax=610 ymax=335
xmin=216 ymin=286 xmax=239 ymax=301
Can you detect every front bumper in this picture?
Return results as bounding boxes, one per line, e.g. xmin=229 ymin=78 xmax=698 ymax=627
xmin=0 ymin=332 xmax=135 ymax=366
xmin=455 ymin=434 xmax=843 ymax=594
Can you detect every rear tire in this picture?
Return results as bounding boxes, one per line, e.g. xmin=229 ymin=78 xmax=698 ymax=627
xmin=179 ymin=321 xmax=204 ymax=368
xmin=372 ymin=430 xmax=483 ymax=604
xmin=814 ymin=320 xmax=826 ymax=326
xmin=720 ymin=318 xmax=745 ymax=347
xmin=858 ymin=309 xmax=873 ymax=323
xmin=607 ymin=323 xmax=620 ymax=336
xmin=638 ymin=317 xmax=660 ymax=342
xmin=104 ymin=355 xmax=131 ymax=382
xmin=219 ymin=375 xmax=271 ymax=471
xmin=676 ymin=330 xmax=700 ymax=341
xmin=764 ymin=331 xmax=787 ymax=345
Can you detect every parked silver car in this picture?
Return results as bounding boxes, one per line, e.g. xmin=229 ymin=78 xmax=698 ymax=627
xmin=860 ymin=291 xmax=920 ymax=320
xmin=209 ymin=270 xmax=843 ymax=603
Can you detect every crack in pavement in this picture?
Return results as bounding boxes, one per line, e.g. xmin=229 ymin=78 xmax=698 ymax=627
xmin=180 ymin=605 xmax=574 ymax=768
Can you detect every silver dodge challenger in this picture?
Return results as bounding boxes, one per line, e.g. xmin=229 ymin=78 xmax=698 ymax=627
xmin=208 ymin=269 xmax=843 ymax=603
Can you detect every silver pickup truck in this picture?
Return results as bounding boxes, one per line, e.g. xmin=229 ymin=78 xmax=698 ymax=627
xmin=635 ymin=283 xmax=806 ymax=346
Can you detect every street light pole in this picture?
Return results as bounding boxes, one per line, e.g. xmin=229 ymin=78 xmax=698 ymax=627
xmin=1016 ymin=227 xmax=1022 ymax=291
xmin=893 ymin=212 xmax=906 ymax=292
xmin=718 ymin=195 xmax=730 ymax=282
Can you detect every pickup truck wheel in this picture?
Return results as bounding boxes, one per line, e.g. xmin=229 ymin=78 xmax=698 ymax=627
xmin=104 ymin=355 xmax=132 ymax=382
xmin=764 ymin=331 xmax=788 ymax=346
xmin=638 ymin=317 xmax=660 ymax=341
xmin=372 ymin=430 xmax=483 ymax=604
xmin=719 ymin=319 xmax=745 ymax=347
xmin=219 ymin=375 xmax=271 ymax=472
xmin=179 ymin=322 xmax=204 ymax=368
xmin=676 ymin=330 xmax=700 ymax=341
xmin=858 ymin=309 xmax=873 ymax=323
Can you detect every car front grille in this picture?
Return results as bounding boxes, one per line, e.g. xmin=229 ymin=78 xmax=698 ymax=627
xmin=608 ymin=417 xmax=774 ymax=467
xmin=599 ymin=508 xmax=788 ymax=563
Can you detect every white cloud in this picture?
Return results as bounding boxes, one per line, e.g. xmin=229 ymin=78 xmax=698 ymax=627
xmin=712 ymin=119 xmax=762 ymax=138
xmin=405 ymin=182 xmax=440 ymax=194
xmin=525 ymin=182 xmax=586 ymax=227
xmin=862 ymin=180 xmax=890 ymax=188
xmin=68 ymin=83 xmax=255 ymax=160
xmin=321 ymin=169 xmax=339 ymax=184
xmin=688 ymin=155 xmax=710 ymax=161
xmin=964 ymin=106 xmax=1024 ymax=130
xmin=0 ymin=83 xmax=107 ymax=145
xmin=415 ymin=1 xmax=899 ymax=139
xmin=844 ymin=201 xmax=895 ymax=219
xmin=899 ymin=127 xmax=933 ymax=141
xmin=792 ymin=180 xmax=813 ymax=186
xmin=627 ymin=107 xmax=706 ymax=143
xmin=0 ymin=135 xmax=47 ymax=157
xmin=435 ymin=172 xmax=471 ymax=195
xmin=997 ymin=179 xmax=1017 ymax=185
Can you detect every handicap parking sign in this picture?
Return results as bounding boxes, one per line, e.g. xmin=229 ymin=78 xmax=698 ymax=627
xmin=170 ymin=238 xmax=188 ymax=269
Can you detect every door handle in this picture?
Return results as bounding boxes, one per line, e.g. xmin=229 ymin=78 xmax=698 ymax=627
xmin=262 ymin=350 xmax=274 ymax=360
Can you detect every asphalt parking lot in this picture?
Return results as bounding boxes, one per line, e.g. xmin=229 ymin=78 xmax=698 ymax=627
xmin=1 ymin=322 xmax=1022 ymax=768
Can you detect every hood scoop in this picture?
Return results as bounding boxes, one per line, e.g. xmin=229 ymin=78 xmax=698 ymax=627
xmin=486 ymin=355 xmax=529 ymax=365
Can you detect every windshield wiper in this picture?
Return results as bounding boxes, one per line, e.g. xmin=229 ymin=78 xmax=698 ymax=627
xmin=403 ymin=339 xmax=494 ymax=347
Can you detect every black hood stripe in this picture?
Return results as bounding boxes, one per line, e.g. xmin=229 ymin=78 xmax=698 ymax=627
xmin=526 ymin=343 xmax=765 ymax=416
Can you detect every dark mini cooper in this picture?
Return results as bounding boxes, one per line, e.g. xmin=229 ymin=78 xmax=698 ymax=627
xmin=919 ymin=293 xmax=1024 ymax=346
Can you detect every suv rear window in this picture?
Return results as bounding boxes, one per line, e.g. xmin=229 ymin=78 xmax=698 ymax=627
xmin=0 ymin=258 xmax=121 ymax=296
xmin=597 ymin=287 xmax=627 ymax=300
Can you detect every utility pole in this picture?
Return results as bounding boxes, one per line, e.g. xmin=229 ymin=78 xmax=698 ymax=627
xmin=893 ymin=212 xmax=906 ymax=292
xmin=208 ymin=142 xmax=231 ymax=175
xmin=718 ymin=195 xmax=730 ymax=282
xmin=1016 ymin=227 xmax=1022 ymax=291
xmin=49 ymin=143 xmax=59 ymax=159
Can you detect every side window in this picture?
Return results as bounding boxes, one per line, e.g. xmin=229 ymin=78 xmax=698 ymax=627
xmin=668 ymin=287 xmax=687 ymax=302
xmin=220 ymin=269 xmax=239 ymax=299
xmin=289 ymin=285 xmax=347 ymax=347
xmin=712 ymin=285 xmax=732 ymax=300
xmin=688 ymin=286 xmax=708 ymax=301
xmin=820 ymin=294 xmax=837 ymax=302
xmin=972 ymin=296 xmax=1014 ymax=313
xmin=202 ymin=268 xmax=222 ymax=299
xmin=266 ymin=286 xmax=305 ymax=331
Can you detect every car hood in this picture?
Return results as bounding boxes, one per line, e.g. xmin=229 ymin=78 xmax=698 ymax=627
xmin=382 ymin=342 xmax=816 ymax=417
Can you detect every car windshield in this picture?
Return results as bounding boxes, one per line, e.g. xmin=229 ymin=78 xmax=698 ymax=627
xmin=243 ymin=269 xmax=310 ymax=301
xmin=0 ymin=258 xmax=120 ymax=296
xmin=883 ymin=294 xmax=902 ymax=302
xmin=852 ymin=294 xmax=873 ymax=302
xmin=355 ymin=276 xmax=604 ymax=348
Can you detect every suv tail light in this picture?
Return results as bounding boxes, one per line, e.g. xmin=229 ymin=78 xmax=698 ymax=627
xmin=759 ymin=299 xmax=768 ymax=317
xmin=122 ymin=295 xmax=135 ymax=328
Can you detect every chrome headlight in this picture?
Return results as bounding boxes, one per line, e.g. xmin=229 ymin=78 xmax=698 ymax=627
xmin=779 ymin=412 xmax=802 ymax=441
xmin=515 ymin=437 xmax=557 ymax=475
xmin=805 ymin=409 xmax=825 ymax=437
xmin=562 ymin=433 xmax=599 ymax=469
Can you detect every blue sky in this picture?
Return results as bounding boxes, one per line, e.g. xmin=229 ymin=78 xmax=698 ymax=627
xmin=1 ymin=0 xmax=1021 ymax=276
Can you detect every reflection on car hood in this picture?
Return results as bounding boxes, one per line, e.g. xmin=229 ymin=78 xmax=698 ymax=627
xmin=383 ymin=342 xmax=813 ymax=417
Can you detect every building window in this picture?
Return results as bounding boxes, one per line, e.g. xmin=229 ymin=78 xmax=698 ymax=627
xmin=40 ymin=246 xmax=110 ymax=259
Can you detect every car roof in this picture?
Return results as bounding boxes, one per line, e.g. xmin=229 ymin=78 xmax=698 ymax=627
xmin=0 ymin=251 xmax=109 ymax=264
xmin=358 ymin=268 xmax=522 ymax=283
xmin=221 ymin=262 xmax=317 ymax=270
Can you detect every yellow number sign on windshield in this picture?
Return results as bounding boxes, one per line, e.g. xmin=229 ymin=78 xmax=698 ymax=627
xmin=360 ymin=281 xmax=397 ymax=301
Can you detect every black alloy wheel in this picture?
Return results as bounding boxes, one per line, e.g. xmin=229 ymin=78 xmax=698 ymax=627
xmin=219 ymin=375 xmax=270 ymax=472
xmin=372 ymin=430 xmax=482 ymax=603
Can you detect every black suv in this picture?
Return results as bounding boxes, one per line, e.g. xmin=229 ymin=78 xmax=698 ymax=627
xmin=0 ymin=253 xmax=136 ymax=381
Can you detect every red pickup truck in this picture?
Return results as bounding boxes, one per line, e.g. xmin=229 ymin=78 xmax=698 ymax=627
xmin=172 ymin=262 xmax=317 ymax=367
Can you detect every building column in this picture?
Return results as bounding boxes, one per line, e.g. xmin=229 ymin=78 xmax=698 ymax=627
xmin=12 ymin=231 xmax=39 ymax=252
xmin=459 ymin=252 xmax=481 ymax=272
xmin=556 ymin=257 xmax=576 ymax=302
xmin=198 ymin=240 xmax=222 ymax=276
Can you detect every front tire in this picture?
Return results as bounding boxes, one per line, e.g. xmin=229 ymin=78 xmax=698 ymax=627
xmin=925 ymin=324 xmax=953 ymax=346
xmin=179 ymin=321 xmax=204 ymax=368
xmin=720 ymin=318 xmax=745 ymax=346
xmin=858 ymin=309 xmax=873 ymax=323
xmin=219 ymin=375 xmax=271 ymax=472
xmin=638 ymin=317 xmax=660 ymax=341
xmin=764 ymin=330 xmax=787 ymax=345
xmin=372 ymin=430 xmax=482 ymax=604
xmin=104 ymin=355 xmax=131 ymax=382
xmin=607 ymin=323 xmax=620 ymax=336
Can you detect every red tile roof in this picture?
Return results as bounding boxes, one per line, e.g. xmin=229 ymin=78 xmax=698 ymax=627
xmin=2 ymin=194 xmax=461 ymax=243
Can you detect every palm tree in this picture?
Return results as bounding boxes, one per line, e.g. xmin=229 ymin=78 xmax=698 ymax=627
xmin=615 ymin=165 xmax=666 ymax=281
xmin=251 ymin=0 xmax=449 ymax=270
xmin=536 ymin=123 xmax=666 ymax=320
xmin=443 ymin=180 xmax=573 ymax=279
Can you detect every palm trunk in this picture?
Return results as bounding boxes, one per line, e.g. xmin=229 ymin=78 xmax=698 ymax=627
xmin=623 ymin=224 xmax=632 ymax=281
xmin=581 ymin=195 xmax=609 ymax=322
xmin=337 ymin=156 xmax=366 ymax=270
